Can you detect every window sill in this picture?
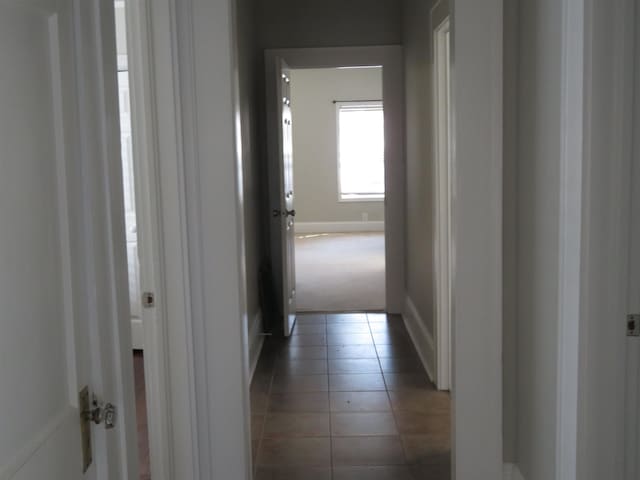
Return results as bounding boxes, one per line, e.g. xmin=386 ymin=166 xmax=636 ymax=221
xmin=338 ymin=196 xmax=385 ymax=203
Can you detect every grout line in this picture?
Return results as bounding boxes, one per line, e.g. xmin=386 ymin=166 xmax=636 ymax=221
xmin=325 ymin=315 xmax=335 ymax=480
xmin=368 ymin=313 xmax=411 ymax=466
xmin=252 ymin=337 xmax=279 ymax=476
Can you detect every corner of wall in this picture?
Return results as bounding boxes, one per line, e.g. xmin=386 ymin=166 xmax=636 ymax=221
xmin=402 ymin=296 xmax=436 ymax=384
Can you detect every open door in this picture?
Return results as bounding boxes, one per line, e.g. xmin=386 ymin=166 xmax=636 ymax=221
xmin=0 ymin=1 xmax=137 ymax=479
xmin=266 ymin=57 xmax=297 ymax=336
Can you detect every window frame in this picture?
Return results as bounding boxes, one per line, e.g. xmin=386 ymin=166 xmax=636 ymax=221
xmin=335 ymin=100 xmax=385 ymax=203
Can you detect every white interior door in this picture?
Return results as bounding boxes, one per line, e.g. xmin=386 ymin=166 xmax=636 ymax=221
xmin=279 ymin=60 xmax=297 ymax=336
xmin=0 ymin=1 xmax=137 ymax=479
xmin=267 ymin=57 xmax=298 ymax=336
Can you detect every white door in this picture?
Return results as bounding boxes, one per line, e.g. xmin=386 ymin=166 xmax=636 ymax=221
xmin=280 ymin=61 xmax=298 ymax=336
xmin=0 ymin=1 xmax=137 ymax=479
xmin=267 ymin=58 xmax=297 ymax=336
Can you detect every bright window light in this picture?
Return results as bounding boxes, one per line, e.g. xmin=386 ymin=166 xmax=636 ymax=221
xmin=337 ymin=102 xmax=385 ymax=201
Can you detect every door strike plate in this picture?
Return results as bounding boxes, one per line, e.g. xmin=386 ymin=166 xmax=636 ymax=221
xmin=142 ymin=292 xmax=155 ymax=308
xmin=79 ymin=386 xmax=93 ymax=473
xmin=627 ymin=314 xmax=640 ymax=337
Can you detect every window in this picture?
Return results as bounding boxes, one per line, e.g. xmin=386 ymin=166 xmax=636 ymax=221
xmin=337 ymin=101 xmax=385 ymax=201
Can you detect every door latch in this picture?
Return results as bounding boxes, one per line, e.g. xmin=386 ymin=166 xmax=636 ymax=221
xmin=83 ymin=396 xmax=117 ymax=429
xmin=142 ymin=291 xmax=155 ymax=308
xmin=627 ymin=314 xmax=640 ymax=336
xmin=79 ymin=387 xmax=117 ymax=472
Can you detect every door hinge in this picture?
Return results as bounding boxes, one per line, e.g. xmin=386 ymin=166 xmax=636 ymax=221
xmin=79 ymin=387 xmax=117 ymax=473
xmin=627 ymin=314 xmax=640 ymax=336
xmin=142 ymin=291 xmax=155 ymax=308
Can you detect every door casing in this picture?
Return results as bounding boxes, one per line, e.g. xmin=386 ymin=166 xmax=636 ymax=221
xmin=264 ymin=46 xmax=406 ymax=319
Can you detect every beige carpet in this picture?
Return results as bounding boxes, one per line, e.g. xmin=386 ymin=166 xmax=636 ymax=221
xmin=294 ymin=232 xmax=386 ymax=312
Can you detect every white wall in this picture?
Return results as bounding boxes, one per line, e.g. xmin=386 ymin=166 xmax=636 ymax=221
xmin=290 ymin=67 xmax=384 ymax=225
xmin=515 ymin=0 xmax=563 ymax=478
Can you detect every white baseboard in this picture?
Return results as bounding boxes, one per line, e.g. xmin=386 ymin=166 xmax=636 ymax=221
xmin=131 ymin=317 xmax=144 ymax=350
xmin=503 ymin=463 xmax=525 ymax=480
xmin=248 ymin=310 xmax=265 ymax=381
xmin=295 ymin=221 xmax=384 ymax=234
xmin=402 ymin=296 xmax=436 ymax=384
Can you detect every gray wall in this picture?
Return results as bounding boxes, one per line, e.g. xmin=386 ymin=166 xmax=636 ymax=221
xmin=402 ymin=0 xmax=438 ymax=345
xmin=290 ymin=67 xmax=384 ymax=224
xmin=235 ymin=0 xmax=263 ymax=363
xmin=254 ymin=0 xmax=403 ymax=49
xmin=503 ymin=0 xmax=519 ymax=465
xmin=515 ymin=0 xmax=562 ymax=477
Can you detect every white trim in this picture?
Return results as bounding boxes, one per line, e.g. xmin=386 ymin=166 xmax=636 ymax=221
xmin=503 ymin=463 xmax=526 ymax=480
xmin=265 ymin=46 xmax=406 ymax=315
xmin=159 ymin=0 xmax=254 ymax=477
xmin=248 ymin=311 xmax=265 ymax=381
xmin=555 ymin=0 xmax=585 ymax=478
xmin=403 ymin=296 xmax=436 ymax=384
xmin=131 ymin=317 xmax=144 ymax=350
xmin=432 ymin=14 xmax=452 ymax=392
xmin=452 ymin=0 xmax=503 ymax=476
xmin=295 ymin=221 xmax=385 ymax=234
xmin=124 ymin=1 xmax=176 ymax=479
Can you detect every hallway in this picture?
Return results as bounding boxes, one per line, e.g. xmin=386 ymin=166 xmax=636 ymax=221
xmin=250 ymin=312 xmax=451 ymax=479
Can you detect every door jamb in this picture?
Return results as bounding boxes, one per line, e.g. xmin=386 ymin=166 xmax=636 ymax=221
xmin=433 ymin=14 xmax=452 ymax=392
xmin=123 ymin=1 xmax=175 ymax=479
xmin=451 ymin=0 xmax=503 ymax=477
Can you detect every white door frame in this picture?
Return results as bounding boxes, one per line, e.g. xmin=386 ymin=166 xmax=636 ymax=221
xmin=264 ymin=46 xmax=406 ymax=315
xmin=433 ymin=13 xmax=452 ymax=392
xmin=555 ymin=0 xmax=636 ymax=479
xmin=143 ymin=0 xmax=254 ymax=478
xmin=122 ymin=1 xmax=175 ymax=479
xmin=451 ymin=0 xmax=503 ymax=477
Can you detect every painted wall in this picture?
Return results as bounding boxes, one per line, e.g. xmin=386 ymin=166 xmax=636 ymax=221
xmin=402 ymin=0 xmax=438 ymax=360
xmin=254 ymin=0 xmax=402 ymax=49
xmin=290 ymin=67 xmax=384 ymax=224
xmin=515 ymin=0 xmax=562 ymax=477
xmin=235 ymin=0 xmax=264 ymax=370
xmin=502 ymin=0 xmax=519 ymax=465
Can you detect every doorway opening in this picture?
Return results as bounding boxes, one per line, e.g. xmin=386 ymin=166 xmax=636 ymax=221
xmin=115 ymin=3 xmax=150 ymax=479
xmin=290 ymin=67 xmax=386 ymax=313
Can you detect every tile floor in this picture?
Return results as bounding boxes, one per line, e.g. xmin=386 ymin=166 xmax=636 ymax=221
xmin=251 ymin=312 xmax=451 ymax=480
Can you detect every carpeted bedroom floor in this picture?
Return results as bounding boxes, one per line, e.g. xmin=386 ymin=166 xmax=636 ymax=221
xmin=294 ymin=232 xmax=386 ymax=312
